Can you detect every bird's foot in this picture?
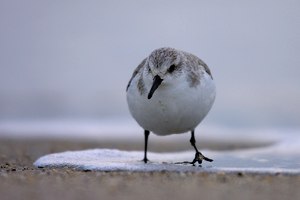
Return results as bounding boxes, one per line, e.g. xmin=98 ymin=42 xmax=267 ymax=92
xmin=191 ymin=152 xmax=213 ymax=165
xmin=175 ymin=152 xmax=213 ymax=166
xmin=142 ymin=157 xmax=149 ymax=163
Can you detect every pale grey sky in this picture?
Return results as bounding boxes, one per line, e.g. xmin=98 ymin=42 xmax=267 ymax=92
xmin=0 ymin=0 xmax=299 ymax=128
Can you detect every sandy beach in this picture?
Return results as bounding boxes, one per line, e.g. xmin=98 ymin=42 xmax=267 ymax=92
xmin=0 ymin=138 xmax=299 ymax=200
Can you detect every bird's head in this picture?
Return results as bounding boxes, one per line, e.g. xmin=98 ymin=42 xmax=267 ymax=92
xmin=145 ymin=47 xmax=183 ymax=99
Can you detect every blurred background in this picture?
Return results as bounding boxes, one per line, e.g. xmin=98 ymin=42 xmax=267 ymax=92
xmin=0 ymin=0 xmax=299 ymax=139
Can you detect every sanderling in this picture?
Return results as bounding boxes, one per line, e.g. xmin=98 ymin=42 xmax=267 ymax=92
xmin=126 ymin=47 xmax=216 ymax=165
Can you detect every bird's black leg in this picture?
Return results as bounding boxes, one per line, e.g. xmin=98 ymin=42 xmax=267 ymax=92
xmin=174 ymin=130 xmax=213 ymax=165
xmin=190 ymin=130 xmax=213 ymax=165
xmin=143 ymin=130 xmax=150 ymax=163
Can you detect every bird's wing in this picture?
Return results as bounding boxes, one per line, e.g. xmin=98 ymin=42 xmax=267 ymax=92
xmin=126 ymin=58 xmax=147 ymax=91
xmin=198 ymin=59 xmax=213 ymax=79
xmin=184 ymin=52 xmax=213 ymax=80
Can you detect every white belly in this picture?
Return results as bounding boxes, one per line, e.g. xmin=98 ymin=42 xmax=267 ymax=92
xmin=127 ymin=73 xmax=216 ymax=135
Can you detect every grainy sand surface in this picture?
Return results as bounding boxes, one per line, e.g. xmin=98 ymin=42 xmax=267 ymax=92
xmin=0 ymin=138 xmax=299 ymax=200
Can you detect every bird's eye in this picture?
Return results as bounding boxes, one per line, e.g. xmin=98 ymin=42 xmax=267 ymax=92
xmin=168 ymin=64 xmax=176 ymax=73
xmin=147 ymin=67 xmax=151 ymax=73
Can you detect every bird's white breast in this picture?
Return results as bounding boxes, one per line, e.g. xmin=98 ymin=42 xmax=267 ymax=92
xmin=126 ymin=72 xmax=216 ymax=136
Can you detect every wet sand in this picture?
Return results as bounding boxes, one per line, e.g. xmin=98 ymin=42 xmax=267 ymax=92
xmin=0 ymin=138 xmax=299 ymax=200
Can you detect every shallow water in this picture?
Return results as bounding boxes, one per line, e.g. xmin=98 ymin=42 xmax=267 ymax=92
xmin=28 ymin=120 xmax=299 ymax=174
xmin=0 ymin=119 xmax=299 ymax=173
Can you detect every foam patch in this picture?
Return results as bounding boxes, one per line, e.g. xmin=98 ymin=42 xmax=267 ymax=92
xmin=34 ymin=137 xmax=300 ymax=174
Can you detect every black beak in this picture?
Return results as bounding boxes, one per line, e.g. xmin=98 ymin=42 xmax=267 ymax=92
xmin=147 ymin=75 xmax=163 ymax=99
